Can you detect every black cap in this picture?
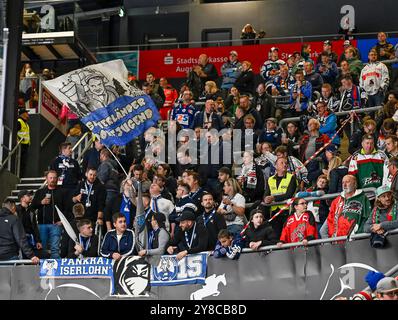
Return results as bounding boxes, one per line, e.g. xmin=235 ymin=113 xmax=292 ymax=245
xmin=17 ymin=190 xmax=33 ymax=200
xmin=176 ymin=208 xmax=196 ymax=222
xmin=18 ymin=108 xmax=28 ymax=116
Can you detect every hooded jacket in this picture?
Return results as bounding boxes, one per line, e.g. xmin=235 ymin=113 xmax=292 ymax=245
xmin=0 ymin=208 xmax=34 ymax=260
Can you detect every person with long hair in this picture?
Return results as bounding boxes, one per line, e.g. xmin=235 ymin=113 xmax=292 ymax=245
xmin=243 ymin=209 xmax=278 ymax=251
xmin=217 ymin=178 xmax=247 ymax=236
xmin=277 ymin=198 xmax=318 ymax=246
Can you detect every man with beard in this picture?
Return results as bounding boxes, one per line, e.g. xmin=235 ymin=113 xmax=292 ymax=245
xmin=16 ymin=190 xmax=47 ymax=258
xmin=364 ymin=185 xmax=398 ymax=241
xmin=71 ymin=167 xmax=106 ymax=228
xmin=197 ymin=192 xmax=226 ymax=249
xmin=320 ymin=174 xmax=371 ymax=238
xmin=100 ymin=213 xmax=135 ymax=260
xmin=348 ymin=134 xmax=387 ymax=190
xmin=31 ymin=170 xmax=70 ymax=259
xmin=166 ymin=208 xmax=209 ymax=261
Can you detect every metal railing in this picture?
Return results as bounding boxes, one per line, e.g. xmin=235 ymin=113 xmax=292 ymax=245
xmin=2 ymin=228 xmax=397 ymax=265
xmin=278 ymin=105 xmax=383 ymax=135
xmin=92 ymin=30 xmax=398 ymax=52
xmin=40 ymin=125 xmax=58 ymax=148
xmin=263 ymin=187 xmax=376 ymax=208
xmin=241 ymin=228 xmax=398 ymax=253
xmin=0 ymin=139 xmax=22 ymax=175
xmin=71 ymin=131 xmax=93 ymax=163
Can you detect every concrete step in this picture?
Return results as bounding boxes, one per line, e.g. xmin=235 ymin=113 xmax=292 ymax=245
xmin=20 ymin=177 xmax=45 ymax=182
xmin=16 ymin=183 xmax=44 ymax=188
xmin=11 ymin=189 xmax=37 ymax=196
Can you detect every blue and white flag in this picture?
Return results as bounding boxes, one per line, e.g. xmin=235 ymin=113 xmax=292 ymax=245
xmin=42 ymin=59 xmax=160 ymax=146
xmin=150 ymin=253 xmax=207 ymax=286
xmin=39 ymin=258 xmax=113 ymax=279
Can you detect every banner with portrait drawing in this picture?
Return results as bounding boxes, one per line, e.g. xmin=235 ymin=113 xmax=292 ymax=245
xmin=42 ymin=59 xmax=160 ymax=146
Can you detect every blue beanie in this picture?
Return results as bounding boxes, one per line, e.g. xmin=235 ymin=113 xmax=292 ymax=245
xmin=365 ymin=271 xmax=385 ymax=291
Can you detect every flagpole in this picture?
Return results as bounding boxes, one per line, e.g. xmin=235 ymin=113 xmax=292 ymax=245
xmin=105 ymin=145 xmax=128 ymax=177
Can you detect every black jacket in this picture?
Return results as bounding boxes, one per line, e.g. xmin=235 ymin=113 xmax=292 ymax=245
xmin=328 ymin=166 xmax=348 ymax=194
xmin=82 ymin=147 xmax=101 ymax=173
xmin=235 ymin=70 xmax=255 ymax=96
xmin=16 ymin=205 xmax=41 ymax=244
xmin=0 ymin=208 xmax=34 ymax=260
xmin=49 ymin=156 xmax=82 ymax=188
xmin=67 ymin=234 xmax=99 ymax=258
xmin=31 ymin=187 xmax=71 ymax=225
xmin=168 ymin=221 xmax=209 ymax=254
xmin=71 ymin=179 xmax=106 ymax=222
xmin=244 ymin=223 xmax=278 ymax=248
xmin=196 ymin=209 xmax=227 ymax=250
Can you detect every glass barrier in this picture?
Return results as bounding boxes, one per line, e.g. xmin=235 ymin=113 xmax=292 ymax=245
xmin=23 ymin=2 xmax=76 ymax=34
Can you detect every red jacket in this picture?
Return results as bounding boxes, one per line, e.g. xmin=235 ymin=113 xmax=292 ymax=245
xmin=162 ymin=86 xmax=178 ymax=108
xmin=280 ymin=211 xmax=317 ymax=243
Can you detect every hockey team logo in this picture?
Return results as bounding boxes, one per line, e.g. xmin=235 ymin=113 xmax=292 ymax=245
xmin=41 ymin=259 xmax=58 ymax=277
xmin=153 ymin=256 xmax=179 ymax=281
xmin=164 ymin=53 xmax=174 ymax=65
xmin=190 ymin=274 xmax=227 ymax=300
xmin=320 ymin=263 xmax=378 ymax=300
xmin=113 ymin=256 xmax=150 ymax=296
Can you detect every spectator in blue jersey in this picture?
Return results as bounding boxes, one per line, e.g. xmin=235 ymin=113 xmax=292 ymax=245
xmin=316 ymin=51 xmax=338 ymax=85
xmin=270 ymin=65 xmax=295 ymax=96
xmin=304 ymin=61 xmax=323 ymax=96
xmin=315 ymin=100 xmax=340 ymax=146
xmin=234 ymin=60 xmax=255 ymax=96
xmin=170 ymin=89 xmax=196 ymax=129
xmin=289 ymin=70 xmax=312 ymax=114
xmin=213 ymin=229 xmax=243 ymax=260
xmin=100 ymin=213 xmax=135 ymax=261
xmin=220 ymin=50 xmax=242 ymax=97
xmin=260 ymin=47 xmax=286 ymax=83
xmin=191 ymin=99 xmax=224 ymax=130
xmin=258 ymin=117 xmax=283 ymax=149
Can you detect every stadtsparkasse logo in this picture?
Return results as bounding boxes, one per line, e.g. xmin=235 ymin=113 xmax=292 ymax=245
xmin=164 ymin=53 xmax=173 ymax=65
